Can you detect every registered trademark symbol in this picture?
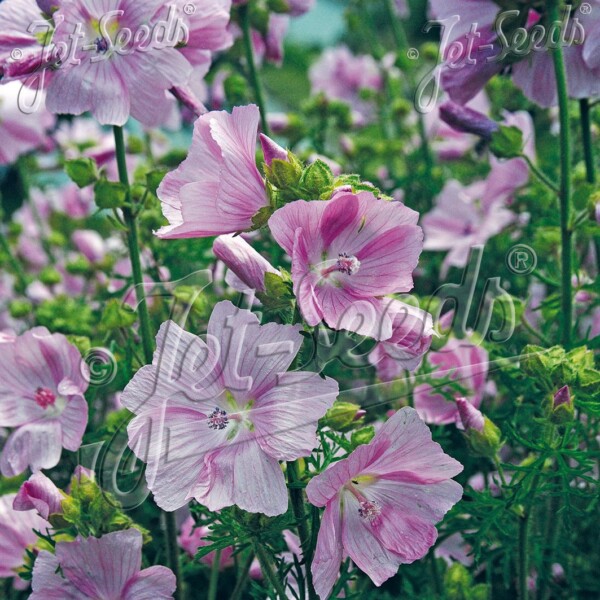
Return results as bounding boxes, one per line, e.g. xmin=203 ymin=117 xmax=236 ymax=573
xmin=580 ymin=3 xmax=592 ymax=14
xmin=10 ymin=48 xmax=23 ymax=60
xmin=506 ymin=244 xmax=537 ymax=275
xmin=184 ymin=3 xmax=196 ymax=14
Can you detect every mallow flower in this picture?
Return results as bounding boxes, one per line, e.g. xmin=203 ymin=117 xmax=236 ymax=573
xmin=30 ymin=529 xmax=175 ymax=599
xmin=268 ymin=191 xmax=424 ymax=341
xmin=121 ymin=300 xmax=338 ymax=515
xmin=156 ymin=104 xmax=269 ymax=239
xmin=306 ymin=407 xmax=463 ymax=598
xmin=0 ymin=492 xmax=51 ymax=588
xmin=413 ymin=337 xmax=489 ymax=426
xmin=0 ymin=327 xmax=89 ymax=476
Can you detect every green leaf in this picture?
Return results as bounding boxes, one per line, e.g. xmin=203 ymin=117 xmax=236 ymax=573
xmin=94 ymin=179 xmax=128 ymax=209
xmin=490 ymin=125 xmax=524 ymax=159
xmin=100 ymin=299 xmax=138 ymax=330
xmin=65 ymin=158 xmax=98 ymax=188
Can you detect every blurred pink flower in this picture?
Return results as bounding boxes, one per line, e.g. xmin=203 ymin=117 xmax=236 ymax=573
xmin=0 ymin=81 xmax=55 ymax=165
xmin=413 ymin=338 xmax=488 ymax=426
xmin=121 ymin=301 xmax=338 ymax=515
xmin=0 ymin=327 xmax=89 ymax=476
xmin=0 ymin=492 xmax=51 ymax=587
xmin=306 ymin=407 xmax=463 ymax=598
xmin=157 ymin=105 xmax=268 ymax=239
xmin=309 ymin=45 xmax=382 ymax=122
xmin=269 ymin=191 xmax=424 ymax=340
xmin=30 ymin=529 xmax=175 ymax=599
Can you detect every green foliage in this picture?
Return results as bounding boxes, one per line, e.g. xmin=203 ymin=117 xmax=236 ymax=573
xmin=64 ymin=158 xmax=98 ymax=188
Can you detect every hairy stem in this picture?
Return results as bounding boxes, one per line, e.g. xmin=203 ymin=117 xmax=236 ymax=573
xmin=521 ymin=154 xmax=560 ymax=194
xmin=548 ymin=1 xmax=573 ymax=349
xmin=287 ymin=460 xmax=318 ymax=600
xmin=252 ymin=538 xmax=288 ymax=600
xmin=230 ymin=551 xmax=255 ymax=600
xmin=239 ymin=4 xmax=270 ymax=136
xmin=208 ymin=548 xmax=222 ymax=600
xmin=113 ymin=126 xmax=154 ymax=365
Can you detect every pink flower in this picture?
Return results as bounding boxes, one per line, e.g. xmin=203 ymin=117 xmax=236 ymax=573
xmin=43 ymin=0 xmax=193 ymax=126
xmin=0 ymin=492 xmax=51 ymax=585
xmin=121 ymin=301 xmax=338 ymax=515
xmin=268 ymin=192 xmax=424 ymax=340
xmin=0 ymin=81 xmax=55 ymax=165
xmin=369 ymin=299 xmax=434 ymax=377
xmin=156 ymin=105 xmax=268 ymax=239
xmin=0 ymin=327 xmax=89 ymax=476
xmin=306 ymin=407 xmax=463 ymax=598
xmin=30 ymin=529 xmax=175 ymax=599
xmin=413 ymin=338 xmax=488 ymax=426
xmin=213 ymin=234 xmax=280 ymax=292
xmin=178 ymin=516 xmax=235 ymax=567
xmin=309 ymin=45 xmax=382 ymax=122
xmin=13 ymin=471 xmax=64 ymax=519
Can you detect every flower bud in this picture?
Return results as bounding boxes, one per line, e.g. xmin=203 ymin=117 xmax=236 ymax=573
xmin=13 ymin=472 xmax=65 ymax=520
xmin=323 ymin=402 xmax=365 ymax=432
xmin=456 ymin=398 xmax=502 ymax=458
xmin=259 ymin=133 xmax=288 ymax=166
xmin=550 ymin=385 xmax=574 ymax=424
xmin=439 ymin=101 xmax=499 ymax=140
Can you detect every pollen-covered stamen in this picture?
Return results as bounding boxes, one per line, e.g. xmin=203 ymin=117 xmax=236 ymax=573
xmin=34 ymin=387 xmax=56 ymax=409
xmin=94 ymin=36 xmax=109 ymax=54
xmin=207 ymin=407 xmax=229 ymax=430
xmin=321 ymin=253 xmax=361 ymax=277
xmin=358 ymin=499 xmax=382 ymax=522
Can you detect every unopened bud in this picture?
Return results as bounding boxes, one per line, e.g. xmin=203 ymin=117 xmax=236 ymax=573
xmin=439 ymin=101 xmax=499 ymax=140
xmin=550 ymin=385 xmax=574 ymax=424
xmin=259 ymin=133 xmax=288 ymax=166
xmin=456 ymin=399 xmax=502 ymax=458
xmin=323 ymin=402 xmax=365 ymax=432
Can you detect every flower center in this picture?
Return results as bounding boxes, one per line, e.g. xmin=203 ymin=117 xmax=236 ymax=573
xmin=207 ymin=407 xmax=229 ymax=430
xmin=34 ymin=387 xmax=56 ymax=409
xmin=358 ymin=499 xmax=381 ymax=522
xmin=321 ymin=253 xmax=361 ymax=277
xmin=94 ymin=36 xmax=109 ymax=54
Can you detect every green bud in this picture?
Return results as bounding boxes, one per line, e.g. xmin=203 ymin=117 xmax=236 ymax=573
xmin=146 ymin=168 xmax=168 ymax=196
xmin=351 ymin=425 xmax=375 ymax=448
xmin=101 ymin=299 xmax=138 ymax=330
xmin=549 ymin=385 xmax=574 ymax=425
xmin=9 ymin=300 xmax=33 ymax=318
xmin=39 ymin=267 xmax=62 ymax=286
xmin=66 ymin=335 xmax=91 ymax=355
xmin=66 ymin=256 xmax=92 ymax=276
xmin=465 ymin=417 xmax=503 ymax=458
xmin=301 ymin=159 xmax=334 ymax=198
xmin=322 ymin=402 xmax=364 ymax=432
xmin=126 ymin=135 xmax=145 ymax=155
xmin=490 ymin=125 xmax=524 ymax=159
xmin=47 ymin=231 xmax=67 ymax=247
xmin=267 ymin=157 xmax=303 ymax=190
xmin=94 ymin=179 xmax=128 ymax=209
xmin=470 ymin=583 xmax=491 ymax=600
xmin=64 ymin=157 xmax=98 ymax=188
xmin=224 ymin=74 xmax=249 ymax=105
xmin=445 ymin=562 xmax=472 ymax=600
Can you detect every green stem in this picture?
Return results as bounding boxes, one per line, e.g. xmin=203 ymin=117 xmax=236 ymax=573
xmin=208 ymin=548 xmax=222 ymax=600
xmin=521 ymin=155 xmax=560 ymax=194
xmin=0 ymin=228 xmax=27 ymax=292
xmin=114 ymin=126 xmax=182 ymax=599
xmin=230 ymin=551 xmax=255 ymax=600
xmin=548 ymin=0 xmax=573 ymax=349
xmin=429 ymin=552 xmax=444 ymax=598
xmin=252 ymin=538 xmax=288 ymax=600
xmin=518 ymin=472 xmax=542 ymax=600
xmin=383 ymin=0 xmax=408 ymax=50
xmin=239 ymin=4 xmax=270 ymax=136
xmin=287 ymin=461 xmax=318 ymax=600
xmin=579 ymin=98 xmax=600 ymax=262
xmin=113 ymin=126 xmax=154 ymax=365
xmin=579 ymin=99 xmax=596 ymax=184
xmin=492 ymin=456 xmax=509 ymax=488
xmin=164 ymin=510 xmax=184 ymax=600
